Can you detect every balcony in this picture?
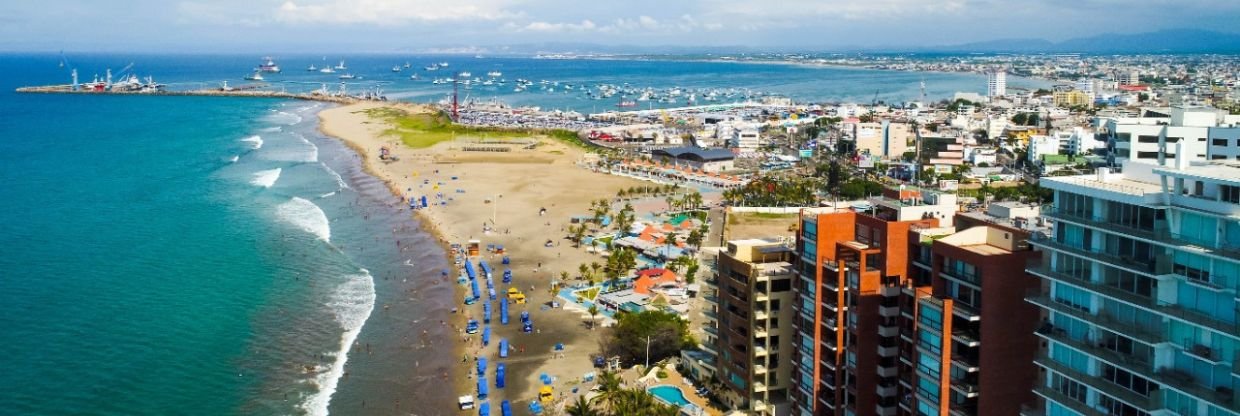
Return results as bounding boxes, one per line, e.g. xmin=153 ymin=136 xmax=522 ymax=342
xmin=755 ymin=310 xmax=769 ymax=321
xmin=876 ymin=382 xmax=897 ymax=397
xmin=1033 ymin=356 xmax=1161 ymax=412
xmin=952 ymin=330 xmax=980 ymax=348
xmin=1031 ymin=386 xmax=1105 ymax=416
xmin=824 ymin=340 xmax=838 ymax=352
xmin=879 ymin=305 xmax=899 ymax=317
xmin=950 ymin=380 xmax=980 ymax=398
xmin=951 ymin=357 xmax=979 ymax=373
xmin=1027 ymin=266 xmax=1170 ymax=312
xmin=1028 ymin=234 xmax=1164 ymax=277
xmin=875 ymin=403 xmax=897 ymax=416
xmin=753 ymin=381 xmax=768 ymax=393
xmin=880 ymin=285 xmax=901 ymax=297
xmin=1025 ymin=295 xmax=1164 ymax=345
xmin=824 ymin=278 xmax=840 ymax=292
xmin=878 ymin=344 xmax=898 ymax=357
xmin=952 ymin=302 xmax=981 ymax=322
xmin=754 ymin=364 xmax=768 ymax=375
xmin=824 ymin=317 xmax=838 ymax=331
xmin=754 ymin=326 xmax=769 ymax=338
xmin=755 ymin=292 xmax=769 ymax=302
xmin=703 ymin=326 xmax=719 ymax=337
xmin=754 ymin=346 xmax=769 ymax=357
xmin=1151 ymin=366 xmax=1238 ymax=412
xmin=704 ymin=294 xmax=720 ymax=304
xmin=948 ymin=402 xmax=978 ymax=416
xmin=877 ymin=363 xmax=898 ymax=378
xmin=703 ymin=309 xmax=719 ymax=322
xmin=878 ymin=324 xmax=899 ymax=338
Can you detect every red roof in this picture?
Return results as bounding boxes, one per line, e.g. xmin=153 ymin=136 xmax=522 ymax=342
xmin=633 ymin=269 xmax=678 ymax=295
xmin=1118 ymin=85 xmax=1149 ymax=92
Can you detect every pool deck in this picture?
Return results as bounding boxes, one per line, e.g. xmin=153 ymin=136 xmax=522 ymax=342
xmin=639 ymin=365 xmax=722 ymax=415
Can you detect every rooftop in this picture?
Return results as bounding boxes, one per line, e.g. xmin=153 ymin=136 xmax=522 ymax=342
xmin=651 ymin=146 xmax=736 ymax=162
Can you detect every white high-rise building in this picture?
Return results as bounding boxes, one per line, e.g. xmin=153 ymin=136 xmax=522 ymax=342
xmin=1026 ymin=155 xmax=1240 ymax=416
xmin=988 ymin=70 xmax=1007 ymax=98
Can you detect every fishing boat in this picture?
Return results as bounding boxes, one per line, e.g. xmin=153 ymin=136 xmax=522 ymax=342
xmin=409 ymin=73 xmax=420 ymax=80
xmin=392 ymin=65 xmax=402 ymax=72
xmin=424 ymin=64 xmax=438 ymax=71
xmin=256 ymin=57 xmax=281 ymax=73
xmin=338 ymin=73 xmax=356 ymax=80
xmin=244 ymin=71 xmax=264 ymax=81
xmin=403 ymin=62 xmax=411 ymax=69
xmin=334 ymin=60 xmax=347 ymax=70
xmin=438 ymin=62 xmax=449 ymax=67
xmin=458 ymin=71 xmax=472 ymax=78
xmin=307 ymin=64 xmax=318 ymax=71
xmin=616 ymin=99 xmax=637 ymax=108
xmin=487 ymin=70 xmax=502 ymax=78
xmin=319 ymin=66 xmax=336 ymax=74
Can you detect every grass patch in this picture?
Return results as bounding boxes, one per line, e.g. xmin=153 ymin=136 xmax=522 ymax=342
xmin=574 ymin=287 xmax=602 ymax=301
xmin=362 ymin=107 xmax=591 ymax=150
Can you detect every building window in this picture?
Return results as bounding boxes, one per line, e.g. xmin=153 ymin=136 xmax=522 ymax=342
xmin=1213 ymin=138 xmax=1229 ymax=146
xmin=1101 ymin=363 xmax=1158 ymax=397
xmin=1137 ymin=135 xmax=1160 ymax=143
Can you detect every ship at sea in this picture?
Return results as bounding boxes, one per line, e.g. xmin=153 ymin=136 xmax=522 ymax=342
xmin=256 ymin=57 xmax=281 ymax=73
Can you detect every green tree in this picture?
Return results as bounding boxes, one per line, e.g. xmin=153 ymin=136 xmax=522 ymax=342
xmin=603 ymin=310 xmax=693 ymax=367
xmin=588 ymin=305 xmax=600 ymax=330
xmin=686 ymin=229 xmax=703 ymax=248
xmin=567 ymin=395 xmax=600 ymax=416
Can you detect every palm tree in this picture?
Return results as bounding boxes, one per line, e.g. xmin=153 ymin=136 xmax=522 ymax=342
xmin=590 ymin=262 xmax=603 ymax=277
xmin=579 ymin=263 xmax=590 ymax=280
xmin=561 ymin=270 xmax=570 ymax=282
xmin=665 ymin=196 xmax=675 ymax=212
xmin=587 ymin=305 xmax=599 ymax=329
xmin=573 ymin=224 xmax=588 ymax=248
xmin=566 ymin=395 xmax=599 ymax=416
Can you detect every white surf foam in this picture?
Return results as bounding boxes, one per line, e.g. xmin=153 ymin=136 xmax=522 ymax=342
xmin=277 ymin=111 xmax=304 ymax=125
xmin=299 ymin=270 xmax=376 ymax=416
xmin=319 ymin=191 xmax=336 ymax=199
xmin=241 ymin=135 xmax=263 ymax=149
xmin=297 ymin=133 xmax=320 ymax=163
xmin=250 ymin=168 xmax=282 ymax=188
xmin=321 ymin=163 xmax=350 ymax=190
xmin=275 ymin=197 xmax=331 ymax=242
xmin=260 ymin=126 xmax=282 ymax=133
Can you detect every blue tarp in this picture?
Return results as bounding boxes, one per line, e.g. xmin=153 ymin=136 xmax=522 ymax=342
xmin=479 ymin=402 xmax=490 ymax=416
xmin=501 ymin=401 xmax=512 ymax=416
xmin=528 ymin=401 xmax=542 ymax=414
xmin=479 ymin=261 xmax=492 ymax=277
xmin=477 ymin=357 xmax=487 ymax=375
xmin=470 ymin=280 xmax=481 ymax=300
xmin=499 ymin=338 xmax=509 ymax=358
xmin=477 ymin=377 xmax=488 ymax=398
xmin=484 ymin=302 xmax=493 ymax=324
xmin=482 ymin=326 xmax=491 ymax=346
xmin=496 ymin=363 xmax=506 ymax=388
xmin=488 ymin=287 xmax=497 ymax=301
xmin=500 ymin=299 xmax=509 ymax=325
xmin=465 ymin=261 xmax=477 ymax=280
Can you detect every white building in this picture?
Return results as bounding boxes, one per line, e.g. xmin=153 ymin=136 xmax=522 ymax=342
xmin=988 ymin=70 xmax=1007 ymax=98
xmin=1026 ymin=152 xmax=1240 ymax=416
xmin=1061 ymin=126 xmax=1105 ymax=156
xmin=1028 ymin=135 xmax=1062 ymax=163
xmin=1104 ymin=106 xmax=1221 ymax=166
xmin=734 ymin=126 xmax=761 ymax=151
xmin=1209 ymin=127 xmax=1240 ymax=161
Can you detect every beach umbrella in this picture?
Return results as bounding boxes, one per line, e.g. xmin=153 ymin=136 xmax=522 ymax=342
xmin=528 ymin=401 xmax=542 ymax=414
xmin=502 ymin=256 xmax=510 ymax=265
xmin=496 ymin=363 xmax=506 ymax=388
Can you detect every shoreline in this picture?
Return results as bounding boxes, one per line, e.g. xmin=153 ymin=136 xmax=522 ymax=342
xmin=315 ymin=100 xmax=651 ymax=411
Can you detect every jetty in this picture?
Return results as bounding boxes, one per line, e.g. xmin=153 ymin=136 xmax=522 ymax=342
xmin=15 ymin=84 xmax=367 ymax=104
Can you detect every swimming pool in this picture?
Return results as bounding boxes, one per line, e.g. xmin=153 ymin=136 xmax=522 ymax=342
xmin=648 ymin=385 xmax=690 ymax=407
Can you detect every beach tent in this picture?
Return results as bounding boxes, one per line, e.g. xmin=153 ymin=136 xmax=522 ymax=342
xmin=502 ymin=269 xmax=512 ymax=284
xmin=466 ymin=319 xmax=479 ymax=334
xmin=539 ymin=373 xmax=553 ymax=385
xmin=528 ymin=401 xmax=542 ymax=414
xmin=479 ymin=261 xmax=493 ymax=278
xmin=477 ymin=357 xmax=487 ymax=376
xmin=488 ymin=287 xmax=497 ymax=301
xmin=420 ymin=195 xmax=428 ymax=208
xmin=523 ymin=321 xmax=533 ymax=333
xmin=554 ymin=343 xmax=564 ymax=351
xmin=484 ymin=302 xmax=493 ymax=324
xmin=482 ymin=326 xmax=491 ymax=346
xmin=496 ymin=363 xmax=506 ymax=388
xmin=465 ymin=261 xmax=477 ymax=280
xmin=501 ymin=401 xmax=512 ymax=416
xmin=470 ymin=280 xmax=481 ymax=300
xmin=478 ymin=402 xmax=490 ymax=416
xmin=539 ymin=386 xmax=554 ymax=402
xmin=500 ymin=300 xmax=509 ymax=325
xmin=499 ymin=338 xmax=509 ymax=358
xmin=520 ymin=311 xmax=530 ymax=323
xmin=477 ymin=377 xmax=488 ymax=398
xmin=501 ymin=256 xmax=510 ymax=265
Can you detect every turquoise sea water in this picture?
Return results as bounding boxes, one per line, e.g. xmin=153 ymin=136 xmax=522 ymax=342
xmin=0 ymin=53 xmax=1047 ymax=415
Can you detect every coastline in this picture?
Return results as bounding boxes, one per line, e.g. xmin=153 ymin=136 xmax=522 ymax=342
xmin=315 ymin=100 xmax=649 ymax=411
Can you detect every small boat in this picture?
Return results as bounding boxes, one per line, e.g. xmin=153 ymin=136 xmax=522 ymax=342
xmin=257 ymin=56 xmax=281 ymax=73
xmin=487 ymin=71 xmax=502 ymax=78
xmin=424 ymin=65 xmax=438 ymax=71
xmin=319 ymin=66 xmax=336 ymax=74
xmin=410 ymin=74 xmax=420 ymax=80
xmin=403 ymin=62 xmax=411 ymax=69
xmin=307 ymin=64 xmax=318 ymax=71
xmin=244 ymin=71 xmax=264 ymax=81
xmin=458 ymin=71 xmax=472 ymax=78
xmin=392 ymin=65 xmax=402 ymax=72
xmin=438 ymin=62 xmax=449 ymax=67
xmin=334 ymin=60 xmax=347 ymax=70
xmin=339 ymin=73 xmax=356 ymax=80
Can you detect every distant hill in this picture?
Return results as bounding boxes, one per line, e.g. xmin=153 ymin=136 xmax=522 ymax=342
xmin=934 ymin=29 xmax=1240 ymax=54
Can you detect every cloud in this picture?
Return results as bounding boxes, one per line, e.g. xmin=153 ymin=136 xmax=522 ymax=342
xmin=517 ymin=19 xmax=597 ymax=33
xmin=273 ymin=0 xmax=522 ymax=25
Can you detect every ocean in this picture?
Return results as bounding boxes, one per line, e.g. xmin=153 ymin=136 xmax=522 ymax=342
xmin=0 ymin=52 xmax=1044 ymax=415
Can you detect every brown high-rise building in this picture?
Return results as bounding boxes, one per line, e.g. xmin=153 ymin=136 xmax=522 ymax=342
xmin=789 ymin=186 xmax=1043 ymax=416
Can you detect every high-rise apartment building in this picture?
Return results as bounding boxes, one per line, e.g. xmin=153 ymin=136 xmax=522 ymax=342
xmin=1024 ymin=157 xmax=1240 ymax=416
xmin=988 ymin=71 xmax=1007 ymax=98
xmin=704 ymin=238 xmax=796 ymax=415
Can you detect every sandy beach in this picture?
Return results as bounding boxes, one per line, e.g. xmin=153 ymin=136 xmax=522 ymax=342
xmin=319 ymin=101 xmax=648 ymax=411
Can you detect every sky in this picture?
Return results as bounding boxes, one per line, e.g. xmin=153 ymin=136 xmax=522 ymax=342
xmin=2 ymin=0 xmax=1239 ymax=52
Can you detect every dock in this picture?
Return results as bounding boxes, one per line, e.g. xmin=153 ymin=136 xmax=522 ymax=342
xmin=15 ymin=84 xmax=367 ymax=104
